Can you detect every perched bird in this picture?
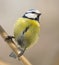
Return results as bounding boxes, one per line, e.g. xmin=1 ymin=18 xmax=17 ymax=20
xmin=6 ymin=9 xmax=41 ymax=58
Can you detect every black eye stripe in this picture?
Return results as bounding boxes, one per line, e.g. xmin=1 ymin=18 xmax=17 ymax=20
xmin=32 ymin=12 xmax=37 ymax=13
xmin=25 ymin=11 xmax=38 ymax=14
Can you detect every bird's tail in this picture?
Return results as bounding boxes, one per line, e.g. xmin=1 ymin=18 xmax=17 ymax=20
xmin=9 ymin=52 xmax=17 ymax=59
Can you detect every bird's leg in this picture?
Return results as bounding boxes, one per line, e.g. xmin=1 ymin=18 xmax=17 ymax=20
xmin=5 ymin=36 xmax=15 ymax=41
xmin=18 ymin=47 xmax=26 ymax=57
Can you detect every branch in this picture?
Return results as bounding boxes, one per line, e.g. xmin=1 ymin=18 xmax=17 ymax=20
xmin=0 ymin=25 xmax=32 ymax=65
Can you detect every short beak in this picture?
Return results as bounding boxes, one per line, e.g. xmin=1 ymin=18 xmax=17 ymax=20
xmin=38 ymin=13 xmax=41 ymax=16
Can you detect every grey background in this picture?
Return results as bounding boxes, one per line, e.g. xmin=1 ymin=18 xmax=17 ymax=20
xmin=0 ymin=0 xmax=59 ymax=65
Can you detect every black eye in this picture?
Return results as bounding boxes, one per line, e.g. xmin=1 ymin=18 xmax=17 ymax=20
xmin=32 ymin=12 xmax=35 ymax=13
xmin=32 ymin=12 xmax=38 ymax=15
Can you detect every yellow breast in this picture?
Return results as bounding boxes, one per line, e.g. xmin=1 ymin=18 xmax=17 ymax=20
xmin=14 ymin=18 xmax=40 ymax=48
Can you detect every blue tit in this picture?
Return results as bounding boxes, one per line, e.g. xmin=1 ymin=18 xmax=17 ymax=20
xmin=6 ymin=9 xmax=41 ymax=58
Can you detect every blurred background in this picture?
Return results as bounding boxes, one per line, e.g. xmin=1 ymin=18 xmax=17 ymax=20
xmin=0 ymin=0 xmax=59 ymax=65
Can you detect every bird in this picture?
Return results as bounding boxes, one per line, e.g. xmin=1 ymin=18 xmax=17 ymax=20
xmin=6 ymin=9 xmax=41 ymax=58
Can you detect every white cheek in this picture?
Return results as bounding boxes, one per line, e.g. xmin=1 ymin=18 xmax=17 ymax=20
xmin=25 ymin=13 xmax=37 ymax=18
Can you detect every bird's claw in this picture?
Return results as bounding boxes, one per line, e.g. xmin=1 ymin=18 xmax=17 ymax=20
xmin=5 ymin=36 xmax=15 ymax=41
xmin=18 ymin=50 xmax=24 ymax=57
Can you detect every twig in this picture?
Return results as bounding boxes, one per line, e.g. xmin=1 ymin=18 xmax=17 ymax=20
xmin=0 ymin=25 xmax=32 ymax=65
